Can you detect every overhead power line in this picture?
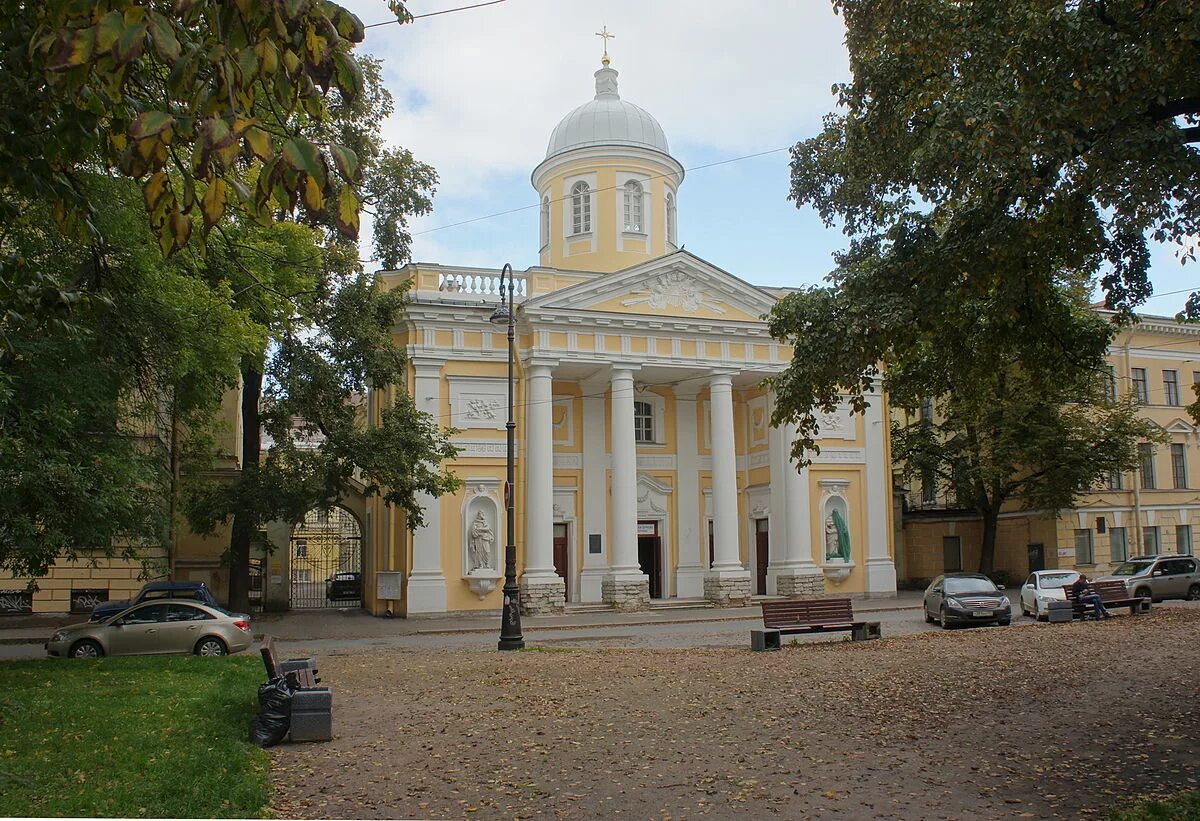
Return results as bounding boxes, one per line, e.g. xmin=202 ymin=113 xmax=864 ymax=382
xmin=364 ymin=0 xmax=509 ymax=29
xmin=413 ymin=146 xmax=793 ymax=237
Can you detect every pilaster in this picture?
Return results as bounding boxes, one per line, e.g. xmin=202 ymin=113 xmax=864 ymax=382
xmin=406 ymin=358 xmax=448 ymax=614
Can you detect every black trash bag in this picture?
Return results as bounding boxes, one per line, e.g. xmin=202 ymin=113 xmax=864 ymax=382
xmin=250 ymin=677 xmax=294 ymax=748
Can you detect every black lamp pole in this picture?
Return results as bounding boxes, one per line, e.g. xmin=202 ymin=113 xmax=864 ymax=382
xmin=492 ymin=263 xmax=525 ymax=651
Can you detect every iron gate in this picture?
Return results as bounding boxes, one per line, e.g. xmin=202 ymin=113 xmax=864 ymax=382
xmin=290 ymin=506 xmax=362 ymax=609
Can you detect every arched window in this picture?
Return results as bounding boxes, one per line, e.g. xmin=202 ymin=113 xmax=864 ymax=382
xmin=633 ymin=399 xmax=654 ymax=443
xmin=623 ymin=180 xmax=644 ymax=232
xmin=571 ymin=181 xmax=591 ymax=235
xmin=539 ymin=196 xmax=549 ymax=249
xmin=665 ymin=191 xmax=677 ymax=245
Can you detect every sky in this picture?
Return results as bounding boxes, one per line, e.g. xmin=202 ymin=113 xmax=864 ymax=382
xmin=343 ymin=0 xmax=1197 ymax=316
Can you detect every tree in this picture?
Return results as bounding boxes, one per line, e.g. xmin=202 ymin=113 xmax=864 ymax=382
xmin=792 ymin=1 xmax=1198 ymax=321
xmin=771 ymin=270 xmax=1159 ymax=573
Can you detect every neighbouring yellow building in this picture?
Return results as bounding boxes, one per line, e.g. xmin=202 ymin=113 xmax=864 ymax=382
xmin=356 ymin=57 xmax=899 ymax=616
xmin=899 ymin=312 xmax=1200 ymax=584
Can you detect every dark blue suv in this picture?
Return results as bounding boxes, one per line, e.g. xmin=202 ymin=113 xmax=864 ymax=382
xmin=88 ymin=581 xmax=220 ymax=622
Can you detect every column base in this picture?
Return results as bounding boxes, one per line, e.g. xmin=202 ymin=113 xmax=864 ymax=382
xmin=863 ymin=557 xmax=898 ymax=596
xmin=405 ymin=572 xmax=448 ymax=614
xmin=675 ymin=564 xmax=707 ymax=599
xmin=704 ymin=570 xmax=752 ymax=607
xmin=519 ymin=574 xmax=566 ymax=615
xmin=773 ymin=570 xmax=826 ymax=599
xmin=602 ymin=572 xmax=650 ymax=612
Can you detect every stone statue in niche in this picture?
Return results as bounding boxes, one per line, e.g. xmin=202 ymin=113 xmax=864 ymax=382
xmin=469 ymin=511 xmax=494 ymax=571
xmin=824 ymin=510 xmax=851 ymax=561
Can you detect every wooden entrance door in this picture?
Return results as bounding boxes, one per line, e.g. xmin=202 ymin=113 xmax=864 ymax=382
xmin=755 ymin=519 xmax=769 ymax=595
xmin=638 ymin=521 xmax=662 ymax=599
xmin=553 ymin=523 xmax=569 ymax=601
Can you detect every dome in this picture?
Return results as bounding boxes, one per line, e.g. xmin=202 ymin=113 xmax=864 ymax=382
xmin=544 ymin=65 xmax=670 ymax=161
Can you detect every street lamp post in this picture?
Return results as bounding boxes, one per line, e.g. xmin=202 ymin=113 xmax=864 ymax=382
xmin=491 ymin=264 xmax=525 ymax=651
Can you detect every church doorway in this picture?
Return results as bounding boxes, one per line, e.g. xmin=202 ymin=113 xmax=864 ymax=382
xmin=289 ymin=506 xmax=362 ymax=609
xmin=754 ymin=518 xmax=769 ymax=595
xmin=553 ymin=523 xmax=570 ymax=601
xmin=638 ymin=520 xmax=663 ymax=599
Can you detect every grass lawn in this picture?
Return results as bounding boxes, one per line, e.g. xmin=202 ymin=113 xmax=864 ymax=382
xmin=1113 ymin=792 xmax=1200 ymax=820
xmin=0 ymin=656 xmax=270 ymax=818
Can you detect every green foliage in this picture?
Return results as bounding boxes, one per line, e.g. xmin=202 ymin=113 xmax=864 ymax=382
xmin=0 ymin=656 xmax=269 ymax=818
xmin=0 ymin=178 xmax=257 ymax=577
xmin=794 ymin=0 xmax=1199 ymax=319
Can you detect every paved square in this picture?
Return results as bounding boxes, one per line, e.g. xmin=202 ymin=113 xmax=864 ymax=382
xmin=270 ymin=610 xmax=1199 ymax=819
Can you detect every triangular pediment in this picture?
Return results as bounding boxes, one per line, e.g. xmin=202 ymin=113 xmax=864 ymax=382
xmin=1166 ymin=417 xmax=1195 ymax=434
xmin=524 ymin=251 xmax=779 ymax=323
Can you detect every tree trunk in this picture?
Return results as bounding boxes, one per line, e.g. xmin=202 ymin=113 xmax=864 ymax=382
xmin=978 ymin=508 xmax=999 ymax=576
xmin=227 ymin=363 xmax=262 ymax=613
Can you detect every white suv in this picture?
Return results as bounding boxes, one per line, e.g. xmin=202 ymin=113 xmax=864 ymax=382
xmin=1100 ymin=555 xmax=1200 ymax=602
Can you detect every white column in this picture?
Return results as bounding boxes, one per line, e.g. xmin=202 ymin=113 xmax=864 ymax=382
xmin=863 ymin=387 xmax=898 ymax=595
xmin=579 ymin=383 xmax=608 ymax=602
xmin=674 ymin=384 xmax=705 ymax=597
xmin=609 ymin=367 xmax=641 ymax=573
xmin=604 ymin=366 xmax=649 ymax=609
xmin=520 ymin=361 xmax=565 ymax=613
xmin=523 ymin=363 xmax=558 ymax=578
xmin=705 ymin=373 xmax=751 ymax=604
xmin=406 ymin=359 xmax=448 ymax=613
xmin=784 ymin=428 xmax=816 ymax=571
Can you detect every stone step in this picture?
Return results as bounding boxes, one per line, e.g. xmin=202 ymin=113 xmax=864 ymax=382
xmin=649 ymin=598 xmax=714 ymax=611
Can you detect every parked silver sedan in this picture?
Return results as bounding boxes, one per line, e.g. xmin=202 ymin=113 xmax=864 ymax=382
xmin=46 ymin=601 xmax=252 ymax=659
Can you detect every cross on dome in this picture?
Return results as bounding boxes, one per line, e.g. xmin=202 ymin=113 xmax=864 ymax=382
xmin=595 ymin=25 xmax=615 ymax=66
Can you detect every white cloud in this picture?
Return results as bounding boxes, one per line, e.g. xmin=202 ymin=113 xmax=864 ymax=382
xmin=344 ymin=0 xmax=848 ymax=201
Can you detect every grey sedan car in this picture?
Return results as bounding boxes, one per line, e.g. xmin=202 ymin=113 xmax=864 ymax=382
xmin=923 ymin=573 xmax=1012 ymax=628
xmin=46 ymin=601 xmax=252 ymax=659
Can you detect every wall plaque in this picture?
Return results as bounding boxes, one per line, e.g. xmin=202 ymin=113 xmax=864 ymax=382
xmin=588 ymin=534 xmax=603 ymax=555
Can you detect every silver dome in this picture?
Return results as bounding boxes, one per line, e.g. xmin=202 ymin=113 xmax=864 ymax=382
xmin=544 ymin=66 xmax=670 ymax=160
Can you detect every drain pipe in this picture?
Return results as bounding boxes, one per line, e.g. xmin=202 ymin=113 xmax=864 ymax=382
xmin=1125 ymin=338 xmax=1144 ymax=555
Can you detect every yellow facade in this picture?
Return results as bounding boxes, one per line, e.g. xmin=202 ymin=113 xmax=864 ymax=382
xmin=899 ymin=314 xmax=1200 ymax=584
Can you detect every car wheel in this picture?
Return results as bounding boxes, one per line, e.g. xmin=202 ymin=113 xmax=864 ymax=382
xmin=939 ymin=606 xmax=950 ymax=630
xmin=1187 ymin=584 xmax=1200 ymax=601
xmin=1135 ymin=587 xmax=1152 ymax=603
xmin=924 ymin=606 xmax=935 ymax=624
xmin=70 ymin=639 xmax=104 ymax=659
xmin=997 ymin=618 xmax=1011 ymax=627
xmin=194 ymin=637 xmax=228 ymax=657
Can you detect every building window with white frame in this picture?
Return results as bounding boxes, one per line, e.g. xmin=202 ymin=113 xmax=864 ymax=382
xmin=1074 ymin=529 xmax=1095 ymax=564
xmin=539 ymin=196 xmax=549 ymax=249
xmin=1171 ymin=443 xmax=1188 ymax=489
xmin=1131 ymin=368 xmax=1149 ymax=403
xmin=1140 ymin=443 xmax=1156 ymax=489
xmin=570 ymin=181 xmax=591 ymax=235
xmin=665 ymin=191 xmax=677 ymax=245
xmin=623 ymin=180 xmax=643 ymax=232
xmin=1110 ymin=527 xmax=1128 ymax=563
xmin=1143 ymin=525 xmax=1160 ymax=554
xmin=633 ymin=399 xmax=654 ymax=443
xmin=1177 ymin=524 xmax=1192 ymax=555
xmin=1164 ymin=369 xmax=1180 ymax=406
xmin=1107 ymin=470 xmax=1123 ymax=491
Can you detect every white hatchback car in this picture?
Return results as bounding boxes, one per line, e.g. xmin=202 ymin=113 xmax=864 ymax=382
xmin=1019 ymin=570 xmax=1081 ymax=620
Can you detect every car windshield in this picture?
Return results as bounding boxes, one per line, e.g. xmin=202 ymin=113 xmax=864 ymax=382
xmin=944 ymin=577 xmax=998 ymax=595
xmin=1110 ymin=561 xmax=1153 ymax=577
xmin=1037 ymin=572 xmax=1079 ymax=589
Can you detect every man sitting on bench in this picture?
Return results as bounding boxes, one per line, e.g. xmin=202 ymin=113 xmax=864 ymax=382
xmin=1070 ymin=574 xmax=1111 ymax=620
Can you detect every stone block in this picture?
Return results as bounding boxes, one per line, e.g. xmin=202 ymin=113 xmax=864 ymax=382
xmin=602 ymin=577 xmax=650 ymax=612
xmin=704 ymin=575 xmax=752 ymax=607
xmin=776 ymin=573 xmax=827 ymax=599
xmin=519 ymin=576 xmax=566 ymax=615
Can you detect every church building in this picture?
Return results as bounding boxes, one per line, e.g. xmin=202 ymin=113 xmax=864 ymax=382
xmin=356 ymin=56 xmax=899 ymax=616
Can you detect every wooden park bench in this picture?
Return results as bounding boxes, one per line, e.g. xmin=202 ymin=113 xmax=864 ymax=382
xmin=1063 ymin=580 xmax=1151 ymax=619
xmin=260 ymin=637 xmax=319 ymax=689
xmin=750 ymin=597 xmax=881 ymax=651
